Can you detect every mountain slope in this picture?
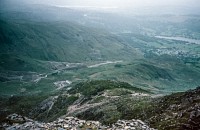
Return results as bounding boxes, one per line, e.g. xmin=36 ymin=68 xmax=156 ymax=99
xmin=0 ymin=20 xmax=140 ymax=71
xmin=1 ymin=80 xmax=200 ymax=130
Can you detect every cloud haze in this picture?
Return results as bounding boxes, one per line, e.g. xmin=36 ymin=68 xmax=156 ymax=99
xmin=1 ymin=0 xmax=199 ymax=15
xmin=7 ymin=0 xmax=200 ymax=8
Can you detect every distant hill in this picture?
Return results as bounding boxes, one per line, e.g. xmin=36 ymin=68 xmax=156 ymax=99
xmin=0 ymin=20 xmax=139 ymax=71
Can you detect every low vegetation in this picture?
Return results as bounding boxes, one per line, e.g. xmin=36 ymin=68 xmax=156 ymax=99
xmin=68 ymin=80 xmax=150 ymax=97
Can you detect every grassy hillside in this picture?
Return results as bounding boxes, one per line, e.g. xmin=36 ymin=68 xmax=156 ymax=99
xmin=1 ymin=80 xmax=200 ymax=130
xmin=70 ymin=83 xmax=200 ymax=130
xmin=0 ymin=80 xmax=149 ymax=122
xmin=0 ymin=20 xmax=140 ymax=72
xmin=0 ymin=18 xmax=199 ymax=96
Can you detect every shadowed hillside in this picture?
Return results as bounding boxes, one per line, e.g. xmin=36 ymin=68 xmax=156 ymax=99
xmin=0 ymin=20 xmax=140 ymax=71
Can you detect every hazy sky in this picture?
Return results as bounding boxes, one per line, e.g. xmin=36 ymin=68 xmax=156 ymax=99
xmin=1 ymin=0 xmax=199 ymax=15
xmin=19 ymin=0 xmax=200 ymax=8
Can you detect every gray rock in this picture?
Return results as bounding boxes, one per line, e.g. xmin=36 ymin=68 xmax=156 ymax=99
xmin=4 ymin=114 xmax=157 ymax=130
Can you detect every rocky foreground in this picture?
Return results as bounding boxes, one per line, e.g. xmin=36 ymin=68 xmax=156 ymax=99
xmin=1 ymin=81 xmax=200 ymax=130
xmin=2 ymin=113 xmax=156 ymax=130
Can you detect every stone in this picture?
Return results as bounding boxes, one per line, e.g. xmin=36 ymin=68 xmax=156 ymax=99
xmin=3 ymin=114 xmax=156 ymax=130
xmin=190 ymin=111 xmax=196 ymax=118
xmin=136 ymin=119 xmax=145 ymax=125
xmin=129 ymin=123 xmax=135 ymax=127
xmin=124 ymin=126 xmax=131 ymax=129
xmin=58 ymin=127 xmax=65 ymax=130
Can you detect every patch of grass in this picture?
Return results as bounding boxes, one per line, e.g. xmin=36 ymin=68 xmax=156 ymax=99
xmin=68 ymin=80 xmax=149 ymax=98
xmin=90 ymin=96 xmax=105 ymax=103
xmin=106 ymin=88 xmax=133 ymax=96
xmin=32 ymin=95 xmax=79 ymax=122
xmin=75 ymin=96 xmax=153 ymax=125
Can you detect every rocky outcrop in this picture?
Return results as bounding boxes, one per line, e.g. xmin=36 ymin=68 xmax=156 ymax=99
xmin=147 ymin=86 xmax=200 ymax=130
xmin=1 ymin=84 xmax=200 ymax=130
xmin=112 ymin=119 xmax=155 ymax=130
xmin=2 ymin=114 xmax=156 ymax=130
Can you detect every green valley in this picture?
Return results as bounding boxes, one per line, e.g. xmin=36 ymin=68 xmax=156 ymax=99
xmin=0 ymin=1 xmax=200 ymax=129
